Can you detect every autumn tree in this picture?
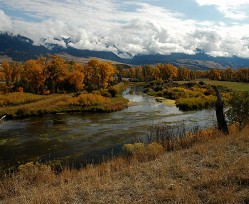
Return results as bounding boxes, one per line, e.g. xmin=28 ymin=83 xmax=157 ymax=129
xmin=129 ymin=68 xmax=136 ymax=81
xmin=0 ymin=70 xmax=5 ymax=81
xmin=85 ymin=58 xmax=117 ymax=90
xmin=222 ymin=67 xmax=234 ymax=81
xmin=234 ymin=68 xmax=249 ymax=82
xmin=44 ymin=55 xmax=68 ymax=93
xmin=1 ymin=62 xmax=12 ymax=87
xmin=1 ymin=61 xmax=23 ymax=90
xmin=190 ymin=70 xmax=197 ymax=80
xmin=21 ymin=59 xmax=46 ymax=94
xmin=158 ymin=64 xmax=178 ymax=81
xmin=86 ymin=58 xmax=101 ymax=89
xmin=65 ymin=70 xmax=85 ymax=92
xmin=208 ymin=68 xmax=221 ymax=80
xmin=142 ymin=65 xmax=158 ymax=82
xmin=177 ymin=66 xmax=190 ymax=80
xmin=63 ymin=63 xmax=85 ymax=92
xmin=135 ymin=66 xmax=144 ymax=81
xmin=98 ymin=61 xmax=117 ymax=88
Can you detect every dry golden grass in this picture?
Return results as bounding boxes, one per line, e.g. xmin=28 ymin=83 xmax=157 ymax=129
xmin=0 ymin=92 xmax=46 ymax=107
xmin=0 ymin=126 xmax=248 ymax=204
xmin=0 ymin=91 xmax=128 ymax=118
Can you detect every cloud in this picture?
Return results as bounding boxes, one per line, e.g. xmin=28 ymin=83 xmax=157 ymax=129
xmin=195 ymin=0 xmax=249 ymax=20
xmin=0 ymin=10 xmax=12 ymax=31
xmin=0 ymin=0 xmax=249 ymax=59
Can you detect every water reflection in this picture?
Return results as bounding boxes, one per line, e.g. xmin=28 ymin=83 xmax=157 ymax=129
xmin=0 ymin=86 xmax=215 ymax=169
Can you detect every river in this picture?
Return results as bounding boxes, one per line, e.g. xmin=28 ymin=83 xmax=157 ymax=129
xmin=0 ymin=86 xmax=215 ymax=170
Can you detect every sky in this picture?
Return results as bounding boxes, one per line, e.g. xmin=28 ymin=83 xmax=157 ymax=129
xmin=0 ymin=0 xmax=249 ymax=58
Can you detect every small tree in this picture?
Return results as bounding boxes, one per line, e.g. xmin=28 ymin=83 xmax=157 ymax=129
xmin=226 ymin=91 xmax=249 ymax=130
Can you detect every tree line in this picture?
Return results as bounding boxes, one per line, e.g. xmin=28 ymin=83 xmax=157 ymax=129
xmin=121 ymin=65 xmax=249 ymax=82
xmin=0 ymin=55 xmax=117 ymax=94
xmin=207 ymin=68 xmax=249 ymax=82
xmin=1 ymin=57 xmax=248 ymax=95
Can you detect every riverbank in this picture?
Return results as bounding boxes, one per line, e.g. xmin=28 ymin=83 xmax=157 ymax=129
xmin=144 ymin=80 xmax=232 ymax=111
xmin=0 ymin=125 xmax=248 ymax=203
xmin=0 ymin=83 xmax=129 ymax=119
xmin=176 ymin=79 xmax=249 ymax=92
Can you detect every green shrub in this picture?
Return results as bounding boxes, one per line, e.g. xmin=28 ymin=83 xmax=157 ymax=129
xmin=176 ymin=95 xmax=216 ymax=111
xmin=226 ymin=91 xmax=249 ymax=129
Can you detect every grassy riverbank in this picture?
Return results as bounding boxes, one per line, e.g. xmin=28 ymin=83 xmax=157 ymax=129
xmin=176 ymin=79 xmax=249 ymax=92
xmin=0 ymin=83 xmax=128 ymax=119
xmin=144 ymin=79 xmax=249 ymax=111
xmin=0 ymin=125 xmax=248 ymax=203
xmin=144 ymin=81 xmax=220 ymax=111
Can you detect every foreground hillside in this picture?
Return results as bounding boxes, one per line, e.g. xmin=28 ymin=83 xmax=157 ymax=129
xmin=0 ymin=126 xmax=248 ymax=203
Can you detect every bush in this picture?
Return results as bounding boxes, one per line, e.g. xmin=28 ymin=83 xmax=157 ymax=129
xmin=226 ymin=91 xmax=249 ymax=129
xmin=123 ymin=143 xmax=146 ymax=156
xmin=176 ymin=95 xmax=216 ymax=111
xmin=18 ymin=162 xmax=54 ymax=184
xmin=147 ymin=142 xmax=164 ymax=157
xmin=123 ymin=142 xmax=164 ymax=159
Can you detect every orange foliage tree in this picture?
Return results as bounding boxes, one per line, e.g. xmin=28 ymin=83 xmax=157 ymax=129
xmin=22 ymin=59 xmax=46 ymax=94
xmin=158 ymin=64 xmax=178 ymax=80
xmin=86 ymin=59 xmax=117 ymax=90
xmin=1 ymin=61 xmax=23 ymax=88
xmin=1 ymin=56 xmax=118 ymax=94
xmin=177 ymin=66 xmax=190 ymax=80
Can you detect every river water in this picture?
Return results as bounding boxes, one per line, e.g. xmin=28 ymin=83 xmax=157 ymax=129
xmin=0 ymin=86 xmax=215 ymax=169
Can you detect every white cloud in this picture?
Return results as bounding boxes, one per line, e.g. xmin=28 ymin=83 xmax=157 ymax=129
xmin=0 ymin=0 xmax=249 ymax=58
xmin=196 ymin=0 xmax=249 ymax=20
xmin=0 ymin=10 xmax=12 ymax=31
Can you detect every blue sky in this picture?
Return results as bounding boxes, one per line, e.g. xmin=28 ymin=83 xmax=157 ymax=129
xmin=0 ymin=0 xmax=249 ymax=58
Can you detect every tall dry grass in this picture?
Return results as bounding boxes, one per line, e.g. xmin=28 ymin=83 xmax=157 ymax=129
xmin=0 ymin=91 xmax=128 ymax=118
xmin=0 ymin=125 xmax=248 ymax=203
xmin=0 ymin=92 xmax=45 ymax=107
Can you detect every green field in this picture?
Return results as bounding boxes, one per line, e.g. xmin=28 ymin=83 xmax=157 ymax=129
xmin=176 ymin=79 xmax=249 ymax=92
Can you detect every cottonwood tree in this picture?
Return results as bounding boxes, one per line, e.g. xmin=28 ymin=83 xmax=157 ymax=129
xmin=177 ymin=66 xmax=190 ymax=80
xmin=22 ymin=59 xmax=46 ymax=94
xmin=45 ymin=55 xmax=68 ymax=93
xmin=2 ymin=61 xmax=23 ymax=89
xmin=158 ymin=64 xmax=178 ymax=81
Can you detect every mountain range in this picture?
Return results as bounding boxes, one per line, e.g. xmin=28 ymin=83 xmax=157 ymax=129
xmin=1 ymin=33 xmax=249 ymax=70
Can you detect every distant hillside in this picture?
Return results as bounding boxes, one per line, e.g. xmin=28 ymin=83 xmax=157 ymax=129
xmin=1 ymin=33 xmax=249 ymax=70
xmin=0 ymin=33 xmax=126 ymax=63
xmin=130 ymin=53 xmax=249 ymax=70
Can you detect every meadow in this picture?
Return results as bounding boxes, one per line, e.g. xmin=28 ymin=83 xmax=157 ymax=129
xmin=176 ymin=79 xmax=249 ymax=92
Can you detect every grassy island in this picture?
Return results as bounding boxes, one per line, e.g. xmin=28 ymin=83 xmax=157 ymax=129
xmin=0 ymin=56 xmax=129 ymax=119
xmin=0 ymin=82 xmax=128 ymax=119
